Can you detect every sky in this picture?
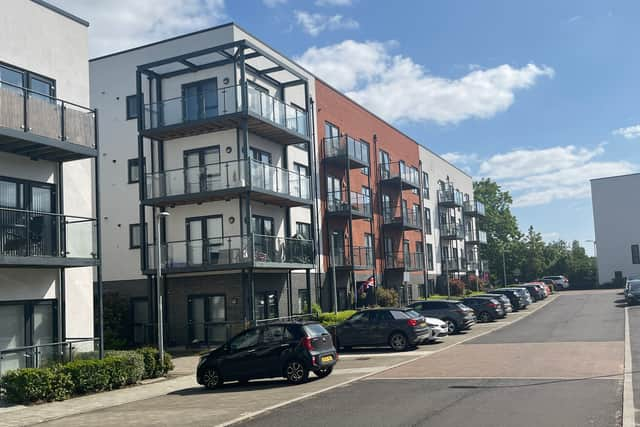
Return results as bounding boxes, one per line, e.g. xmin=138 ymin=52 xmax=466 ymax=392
xmin=51 ymin=0 xmax=640 ymax=255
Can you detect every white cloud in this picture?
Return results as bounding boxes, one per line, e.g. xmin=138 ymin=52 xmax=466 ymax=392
xmin=441 ymin=152 xmax=479 ymax=173
xmin=541 ymin=232 xmax=560 ymax=242
xmin=263 ymin=0 xmax=287 ymax=7
xmin=613 ymin=124 xmax=640 ymax=139
xmin=49 ymin=0 xmax=227 ymax=57
xmin=315 ymin=0 xmax=353 ymax=6
xmin=294 ymin=11 xmax=359 ymax=36
xmin=296 ymin=40 xmax=554 ymax=124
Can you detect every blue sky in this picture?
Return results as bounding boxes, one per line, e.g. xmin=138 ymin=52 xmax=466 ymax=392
xmin=54 ymin=0 xmax=640 ymax=254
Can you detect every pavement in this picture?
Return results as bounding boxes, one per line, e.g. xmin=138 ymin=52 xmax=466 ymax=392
xmin=0 ymin=289 xmax=631 ymax=427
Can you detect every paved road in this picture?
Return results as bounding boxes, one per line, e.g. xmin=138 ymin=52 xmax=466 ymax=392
xmin=240 ymin=289 xmax=625 ymax=427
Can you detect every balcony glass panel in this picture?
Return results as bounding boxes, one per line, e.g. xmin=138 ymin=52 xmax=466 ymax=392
xmin=247 ymin=85 xmax=308 ymax=137
xmin=382 ymin=205 xmax=421 ymax=228
xmin=323 ymin=136 xmax=369 ymax=166
xmin=385 ymin=252 xmax=424 ymax=270
xmin=250 ymin=160 xmax=310 ymax=200
xmin=379 ymin=161 xmax=420 ymax=187
xmin=327 ymin=191 xmax=371 ymax=217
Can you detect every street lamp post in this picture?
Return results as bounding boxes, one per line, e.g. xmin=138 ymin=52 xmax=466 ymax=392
xmin=156 ymin=211 xmax=170 ymax=367
xmin=502 ymin=248 xmax=509 ymax=287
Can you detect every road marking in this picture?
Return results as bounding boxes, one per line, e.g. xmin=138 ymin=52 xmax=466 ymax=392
xmin=338 ymin=350 xmax=435 ymax=359
xmin=624 ymin=306 xmax=636 ymax=427
xmin=218 ymin=295 xmax=557 ymax=427
xmin=366 ymin=376 xmax=622 ymax=381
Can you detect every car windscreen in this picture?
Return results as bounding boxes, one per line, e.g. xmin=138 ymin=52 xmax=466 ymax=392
xmin=303 ymin=323 xmax=330 ymax=337
xmin=456 ymin=303 xmax=470 ymax=310
xmin=629 ymin=282 xmax=640 ymax=292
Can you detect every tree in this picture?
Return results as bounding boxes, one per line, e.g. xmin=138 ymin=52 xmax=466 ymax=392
xmin=473 ymin=179 xmax=522 ymax=285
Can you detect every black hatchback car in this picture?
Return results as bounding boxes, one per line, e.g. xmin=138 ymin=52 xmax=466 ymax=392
xmin=408 ymin=300 xmax=476 ymax=334
xmin=333 ymin=308 xmax=431 ymax=352
xmin=460 ymin=297 xmax=505 ymax=322
xmin=196 ymin=322 xmax=337 ymax=389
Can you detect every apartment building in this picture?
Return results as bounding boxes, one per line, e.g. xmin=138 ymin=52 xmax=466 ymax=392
xmin=0 ymin=0 xmax=101 ymax=372
xmin=91 ymin=24 xmax=318 ymax=348
xmin=591 ymin=173 xmax=640 ymax=285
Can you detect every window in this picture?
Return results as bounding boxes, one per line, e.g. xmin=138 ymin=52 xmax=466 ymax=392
xmin=296 ymin=222 xmax=311 ymax=240
xmin=294 ymin=163 xmax=308 ymax=177
xmin=128 ymin=158 xmax=141 ymax=184
xmin=364 ymin=233 xmax=374 ymax=266
xmin=423 ymin=172 xmax=430 ymax=199
xmin=126 ymin=94 xmax=138 ymax=120
xmin=297 ymin=289 xmax=310 ymax=314
xmin=229 ymin=328 xmax=260 ymax=351
xmin=416 ymin=241 xmax=424 ymax=255
xmin=182 ymin=78 xmax=218 ymax=121
xmin=362 ymin=186 xmax=371 ymax=213
xmin=292 ymin=163 xmax=309 ymax=198
xmin=359 ymin=139 xmax=370 ymax=175
xmin=324 ymin=121 xmax=339 ymax=139
xmin=424 ymin=208 xmax=432 ymax=234
xmin=0 ymin=63 xmax=54 ymax=98
xmin=633 ymin=245 xmax=640 ymax=264
xmin=262 ymin=325 xmax=284 ymax=344
xmin=255 ymin=291 xmax=279 ymax=320
xmin=413 ymin=204 xmax=421 ymax=223
xmin=427 ymin=243 xmax=434 ymax=270
xmin=379 ymin=150 xmax=390 ymax=179
xmin=0 ymin=64 xmax=25 ymax=89
xmin=129 ymin=223 xmax=143 ymax=249
xmin=327 ymin=175 xmax=342 ymax=209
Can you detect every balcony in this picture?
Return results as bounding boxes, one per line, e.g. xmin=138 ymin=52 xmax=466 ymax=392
xmin=440 ymin=223 xmax=464 ymax=240
xmin=463 ymin=200 xmax=485 ymax=216
xmin=326 ymin=191 xmax=372 ymax=220
xmin=0 ymin=80 xmax=97 ymax=161
xmin=146 ymin=234 xmax=314 ymax=274
xmin=144 ymin=159 xmax=311 ymax=207
xmin=330 ymin=245 xmax=374 ymax=270
xmin=323 ymin=135 xmax=370 ymax=169
xmin=141 ymin=83 xmax=308 ymax=145
xmin=438 ymin=188 xmax=463 ymax=208
xmin=442 ymin=257 xmax=462 ymax=272
xmin=384 ymin=252 xmax=424 ymax=271
xmin=379 ymin=162 xmax=420 ymax=191
xmin=465 ymin=229 xmax=488 ymax=245
xmin=382 ymin=206 xmax=422 ymax=231
xmin=0 ymin=208 xmax=98 ymax=267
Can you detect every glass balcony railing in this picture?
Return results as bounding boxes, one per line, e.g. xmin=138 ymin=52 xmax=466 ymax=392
xmin=323 ymin=135 xmax=370 ymax=166
xmin=145 ymin=159 xmax=310 ymax=202
xmin=147 ymin=234 xmax=313 ymax=270
xmin=144 ymin=83 xmax=308 ymax=138
xmin=327 ymin=191 xmax=372 ymax=217
xmin=0 ymin=208 xmax=97 ymax=261
xmin=442 ymin=257 xmax=461 ymax=271
xmin=385 ymin=252 xmax=424 ymax=271
xmin=382 ymin=205 xmax=422 ymax=229
xmin=440 ymin=223 xmax=465 ymax=239
xmin=330 ymin=245 xmax=374 ymax=269
xmin=0 ymin=79 xmax=96 ymax=150
xmin=438 ymin=189 xmax=464 ymax=206
xmin=463 ymin=200 xmax=486 ymax=216
xmin=379 ymin=161 xmax=420 ymax=188
xmin=465 ymin=229 xmax=488 ymax=244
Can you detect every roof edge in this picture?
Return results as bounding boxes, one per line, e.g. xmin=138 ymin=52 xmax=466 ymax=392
xmin=590 ymin=172 xmax=640 ymax=182
xmin=31 ymin=0 xmax=89 ymax=27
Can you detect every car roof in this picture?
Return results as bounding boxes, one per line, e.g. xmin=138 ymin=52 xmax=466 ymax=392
xmin=423 ymin=299 xmax=461 ymax=303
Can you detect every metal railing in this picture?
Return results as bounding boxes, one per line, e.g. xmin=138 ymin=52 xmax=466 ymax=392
xmin=378 ymin=161 xmax=420 ymax=188
xmin=463 ymin=200 xmax=485 ymax=216
xmin=327 ymin=191 xmax=372 ymax=217
xmin=385 ymin=251 xmax=424 ymax=271
xmin=0 ymin=208 xmax=97 ymax=259
xmin=438 ymin=189 xmax=464 ymax=206
xmin=145 ymin=158 xmax=310 ymax=201
xmin=0 ymin=338 xmax=99 ymax=375
xmin=442 ymin=257 xmax=461 ymax=271
xmin=255 ymin=314 xmax=315 ymax=325
xmin=323 ymin=135 xmax=370 ymax=166
xmin=331 ymin=245 xmax=374 ymax=269
xmin=440 ymin=222 xmax=465 ymax=239
xmin=465 ymin=229 xmax=488 ymax=244
xmin=144 ymin=83 xmax=308 ymax=138
xmin=147 ymin=233 xmax=313 ymax=270
xmin=382 ymin=205 xmax=422 ymax=228
xmin=0 ymin=79 xmax=96 ymax=149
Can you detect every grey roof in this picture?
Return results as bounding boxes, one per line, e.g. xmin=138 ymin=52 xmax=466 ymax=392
xmin=31 ymin=0 xmax=89 ymax=27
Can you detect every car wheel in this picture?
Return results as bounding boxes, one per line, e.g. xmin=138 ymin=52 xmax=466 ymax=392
xmin=314 ymin=366 xmax=333 ymax=378
xmin=444 ymin=319 xmax=458 ymax=334
xmin=389 ymin=332 xmax=408 ymax=351
xmin=202 ymin=367 xmax=222 ymax=390
xmin=285 ymin=360 xmax=309 ymax=385
xmin=478 ymin=312 xmax=492 ymax=323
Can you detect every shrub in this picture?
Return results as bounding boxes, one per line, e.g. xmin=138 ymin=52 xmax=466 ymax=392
xmin=311 ymin=303 xmax=323 ymax=317
xmin=449 ymin=279 xmax=466 ymax=296
xmin=134 ymin=347 xmax=173 ymax=379
xmin=317 ymin=310 xmax=357 ymax=327
xmin=376 ymin=287 xmax=399 ymax=307
xmin=105 ymin=350 xmax=146 ymax=383
xmin=0 ymin=368 xmax=72 ymax=404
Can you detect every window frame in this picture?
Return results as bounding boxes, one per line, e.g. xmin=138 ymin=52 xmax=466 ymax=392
xmin=128 ymin=158 xmax=141 ymax=184
xmin=632 ymin=244 xmax=640 ymax=264
xmin=126 ymin=94 xmax=139 ymax=120
xmin=129 ymin=223 xmax=144 ymax=249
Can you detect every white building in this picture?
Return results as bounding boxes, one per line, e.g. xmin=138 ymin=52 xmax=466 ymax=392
xmin=591 ymin=173 xmax=640 ymax=285
xmin=0 ymin=0 xmax=101 ymax=373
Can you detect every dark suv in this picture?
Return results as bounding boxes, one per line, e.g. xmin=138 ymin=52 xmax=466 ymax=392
xmin=333 ymin=308 xmax=431 ymax=352
xmin=408 ymin=300 xmax=476 ymax=334
xmin=196 ymin=322 xmax=337 ymax=389
xmin=477 ymin=293 xmax=513 ymax=314
xmin=460 ymin=297 xmax=505 ymax=322
xmin=491 ymin=288 xmax=529 ymax=310
xmin=521 ymin=284 xmax=545 ymax=301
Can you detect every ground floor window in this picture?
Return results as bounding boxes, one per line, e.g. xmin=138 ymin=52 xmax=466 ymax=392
xmin=297 ymin=289 xmax=310 ymax=314
xmin=255 ymin=291 xmax=279 ymax=321
xmin=131 ymin=297 xmax=149 ymax=346
xmin=337 ymin=288 xmax=349 ymax=310
xmin=417 ymin=284 xmax=427 ymax=299
xmin=187 ymin=295 xmax=226 ymax=346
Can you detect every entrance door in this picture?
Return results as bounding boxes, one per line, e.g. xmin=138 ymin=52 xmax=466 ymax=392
xmin=188 ymin=295 xmax=227 ymax=346
xmin=252 ymin=215 xmax=274 ymax=262
xmin=182 ymin=79 xmax=218 ymax=122
xmin=254 ymin=291 xmax=279 ymax=321
xmin=132 ymin=298 xmax=149 ymax=346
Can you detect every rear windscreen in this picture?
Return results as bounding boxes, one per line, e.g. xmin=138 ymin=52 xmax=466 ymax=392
xmin=403 ymin=310 xmax=421 ymax=318
xmin=303 ymin=323 xmax=330 ymax=337
xmin=390 ymin=310 xmax=411 ymax=319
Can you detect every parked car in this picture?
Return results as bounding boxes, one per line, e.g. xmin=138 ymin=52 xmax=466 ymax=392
xmin=477 ymin=293 xmax=513 ymax=314
xmin=196 ymin=322 xmax=337 ymax=389
xmin=333 ymin=308 xmax=432 ymax=352
xmin=539 ymin=278 xmax=555 ymax=293
xmin=542 ymin=275 xmax=569 ymax=290
xmin=625 ymin=279 xmax=640 ymax=305
xmin=408 ymin=300 xmax=476 ymax=334
xmin=460 ymin=297 xmax=505 ymax=322
xmin=404 ymin=309 xmax=449 ymax=342
xmin=512 ymin=287 xmax=534 ymax=305
xmin=490 ymin=288 xmax=529 ymax=311
xmin=521 ymin=283 xmax=545 ymax=301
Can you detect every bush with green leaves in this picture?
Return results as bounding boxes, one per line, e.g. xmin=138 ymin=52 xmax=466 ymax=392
xmin=134 ymin=347 xmax=173 ymax=379
xmin=375 ymin=287 xmax=399 ymax=307
xmin=0 ymin=368 xmax=72 ymax=404
xmin=317 ymin=310 xmax=357 ymax=327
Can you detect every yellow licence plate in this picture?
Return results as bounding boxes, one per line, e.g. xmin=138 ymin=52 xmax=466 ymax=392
xmin=420 ymin=322 xmax=427 ymax=328
xmin=321 ymin=355 xmax=334 ymax=363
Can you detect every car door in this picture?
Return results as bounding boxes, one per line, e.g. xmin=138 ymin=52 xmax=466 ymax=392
xmin=220 ymin=328 xmax=262 ymax=380
xmin=374 ymin=310 xmax=394 ymax=344
xmin=254 ymin=325 xmax=288 ymax=378
xmin=338 ymin=311 xmax=371 ymax=346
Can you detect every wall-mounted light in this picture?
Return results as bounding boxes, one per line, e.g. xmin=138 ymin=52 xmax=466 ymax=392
xmin=223 ymin=77 xmax=230 ymax=85
xmin=226 ymin=146 xmax=232 ymax=154
xmin=229 ymin=216 xmax=235 ymax=224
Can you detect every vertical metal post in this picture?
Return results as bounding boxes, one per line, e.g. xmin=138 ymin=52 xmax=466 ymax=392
xmin=330 ymin=233 xmax=338 ymax=314
xmin=502 ymin=249 xmax=507 ymax=286
xmin=419 ymin=160 xmax=428 ymax=299
xmin=95 ymin=108 xmax=104 ymax=359
xmin=156 ymin=216 xmax=164 ymax=364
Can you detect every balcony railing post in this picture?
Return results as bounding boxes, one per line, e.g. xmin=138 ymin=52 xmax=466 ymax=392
xmin=60 ymin=100 xmax=66 ymax=141
xmin=23 ymin=87 xmax=29 ymax=132
xmin=225 ymin=162 xmax=230 ymax=188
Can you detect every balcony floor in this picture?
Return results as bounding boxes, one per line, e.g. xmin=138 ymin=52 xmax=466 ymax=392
xmin=382 ymin=222 xmax=422 ymax=232
xmin=326 ymin=210 xmax=371 ymax=221
xmin=0 ymin=127 xmax=97 ymax=161
xmin=142 ymin=186 xmax=312 ymax=208
xmin=140 ymin=112 xmax=309 ymax=145
xmin=379 ymin=176 xmax=420 ymax=191
xmin=323 ymin=155 xmax=369 ymax=170
xmin=144 ymin=261 xmax=314 ymax=275
xmin=0 ymin=255 xmax=99 ymax=268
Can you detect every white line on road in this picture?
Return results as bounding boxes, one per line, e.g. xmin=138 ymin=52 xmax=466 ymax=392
xmin=366 ymin=376 xmax=622 ymax=381
xmin=623 ymin=306 xmax=636 ymax=427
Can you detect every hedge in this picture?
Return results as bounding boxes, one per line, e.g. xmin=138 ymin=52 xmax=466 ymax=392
xmin=0 ymin=348 xmax=173 ymax=404
xmin=317 ymin=310 xmax=357 ymax=327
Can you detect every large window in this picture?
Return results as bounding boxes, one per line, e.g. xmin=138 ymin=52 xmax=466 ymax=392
xmin=423 ymin=172 xmax=430 ymax=199
xmin=379 ymin=150 xmax=390 ymax=179
xmin=427 ymin=243 xmax=434 ymax=270
xmin=632 ymin=245 xmax=640 ymax=264
xmin=296 ymin=222 xmax=311 ymax=240
xmin=0 ymin=63 xmax=54 ymax=97
xmin=183 ymin=78 xmax=218 ymax=121
xmin=324 ymin=121 xmax=339 ymax=139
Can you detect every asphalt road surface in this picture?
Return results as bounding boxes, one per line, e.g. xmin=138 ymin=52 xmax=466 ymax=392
xmin=240 ymin=289 xmax=625 ymax=427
